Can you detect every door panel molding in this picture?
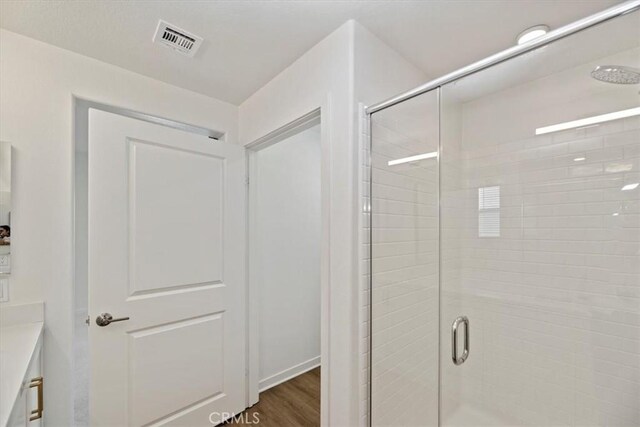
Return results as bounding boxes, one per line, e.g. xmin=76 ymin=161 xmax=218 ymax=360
xmin=87 ymin=108 xmax=246 ymax=426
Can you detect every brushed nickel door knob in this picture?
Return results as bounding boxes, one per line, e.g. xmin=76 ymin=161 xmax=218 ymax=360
xmin=96 ymin=313 xmax=130 ymax=327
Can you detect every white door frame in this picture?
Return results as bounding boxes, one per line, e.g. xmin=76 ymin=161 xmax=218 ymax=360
xmin=245 ymin=108 xmax=328 ymax=415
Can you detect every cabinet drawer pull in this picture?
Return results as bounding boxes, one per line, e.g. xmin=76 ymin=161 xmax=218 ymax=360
xmin=28 ymin=376 xmax=43 ymax=421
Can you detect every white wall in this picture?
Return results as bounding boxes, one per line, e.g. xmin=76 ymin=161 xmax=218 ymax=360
xmin=239 ymin=21 xmax=357 ymax=426
xmin=255 ymin=124 xmax=321 ymax=390
xmin=0 ymin=29 xmax=238 ymax=426
xmin=353 ymin=23 xmax=427 ymax=108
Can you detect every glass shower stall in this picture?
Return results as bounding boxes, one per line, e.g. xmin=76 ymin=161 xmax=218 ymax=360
xmin=368 ymin=2 xmax=640 ymax=426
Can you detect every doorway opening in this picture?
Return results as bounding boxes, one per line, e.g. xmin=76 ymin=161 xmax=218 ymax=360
xmin=242 ymin=111 xmax=322 ymax=426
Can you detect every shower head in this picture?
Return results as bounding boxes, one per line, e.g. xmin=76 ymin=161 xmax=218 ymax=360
xmin=591 ymin=65 xmax=640 ymax=84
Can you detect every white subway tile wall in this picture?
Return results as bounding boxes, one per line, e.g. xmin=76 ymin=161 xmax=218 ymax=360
xmin=440 ymin=118 xmax=640 ymax=427
xmin=439 ymin=47 xmax=640 ymax=426
xmin=370 ymin=93 xmax=440 ymax=427
xmin=367 ymin=42 xmax=639 ymax=426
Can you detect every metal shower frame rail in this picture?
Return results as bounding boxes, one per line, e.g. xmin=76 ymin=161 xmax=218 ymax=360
xmin=365 ymin=0 xmax=640 ymax=115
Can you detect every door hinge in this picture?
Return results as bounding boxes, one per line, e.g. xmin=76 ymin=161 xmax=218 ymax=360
xmin=245 ymin=176 xmax=250 ymax=185
xmin=85 ymin=315 xmax=90 ymax=326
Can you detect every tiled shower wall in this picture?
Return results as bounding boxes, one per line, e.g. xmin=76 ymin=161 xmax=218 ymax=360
xmin=442 ymin=117 xmax=640 ymax=427
xmin=367 ymin=45 xmax=639 ymax=426
xmin=440 ymin=51 xmax=640 ymax=426
xmin=368 ymin=95 xmax=440 ymax=427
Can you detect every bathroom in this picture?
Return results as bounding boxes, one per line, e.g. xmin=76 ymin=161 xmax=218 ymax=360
xmin=0 ymin=1 xmax=638 ymax=426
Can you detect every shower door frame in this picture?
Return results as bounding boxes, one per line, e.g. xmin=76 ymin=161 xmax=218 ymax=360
xmin=366 ymin=0 xmax=640 ymax=116
xmin=365 ymin=0 xmax=640 ymax=425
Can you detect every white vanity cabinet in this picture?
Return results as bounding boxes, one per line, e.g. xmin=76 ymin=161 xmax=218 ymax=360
xmin=7 ymin=342 xmax=43 ymax=427
xmin=0 ymin=310 xmax=46 ymax=427
xmin=6 ymin=388 xmax=26 ymax=427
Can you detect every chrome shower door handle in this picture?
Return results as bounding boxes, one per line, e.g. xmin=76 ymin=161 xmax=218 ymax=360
xmin=96 ymin=313 xmax=130 ymax=327
xmin=452 ymin=316 xmax=470 ymax=365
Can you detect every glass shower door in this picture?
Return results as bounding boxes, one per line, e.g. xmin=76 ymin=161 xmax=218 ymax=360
xmin=369 ymin=89 xmax=440 ymax=427
xmin=440 ymin=9 xmax=640 ymax=427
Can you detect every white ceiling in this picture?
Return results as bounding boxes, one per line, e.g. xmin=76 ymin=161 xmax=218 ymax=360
xmin=0 ymin=0 xmax=621 ymax=105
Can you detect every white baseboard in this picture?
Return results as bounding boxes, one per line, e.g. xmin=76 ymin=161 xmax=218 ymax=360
xmin=259 ymin=356 xmax=320 ymax=392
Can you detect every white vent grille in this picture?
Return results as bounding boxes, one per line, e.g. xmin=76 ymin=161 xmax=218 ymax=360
xmin=153 ymin=20 xmax=203 ymax=57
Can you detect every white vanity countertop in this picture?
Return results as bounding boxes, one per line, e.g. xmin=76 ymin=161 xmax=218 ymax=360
xmin=0 ymin=321 xmax=44 ymax=427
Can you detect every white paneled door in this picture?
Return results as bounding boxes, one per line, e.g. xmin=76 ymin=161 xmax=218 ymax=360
xmin=88 ymin=109 xmax=246 ymax=426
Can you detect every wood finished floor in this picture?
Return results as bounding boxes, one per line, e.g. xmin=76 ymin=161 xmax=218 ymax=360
xmin=224 ymin=367 xmax=320 ymax=427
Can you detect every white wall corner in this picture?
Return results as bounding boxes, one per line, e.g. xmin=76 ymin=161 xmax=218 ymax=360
xmin=239 ymin=19 xmax=360 ymax=427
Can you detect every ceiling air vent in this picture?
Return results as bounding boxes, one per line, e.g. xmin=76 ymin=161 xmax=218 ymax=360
xmin=153 ymin=20 xmax=203 ymax=57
